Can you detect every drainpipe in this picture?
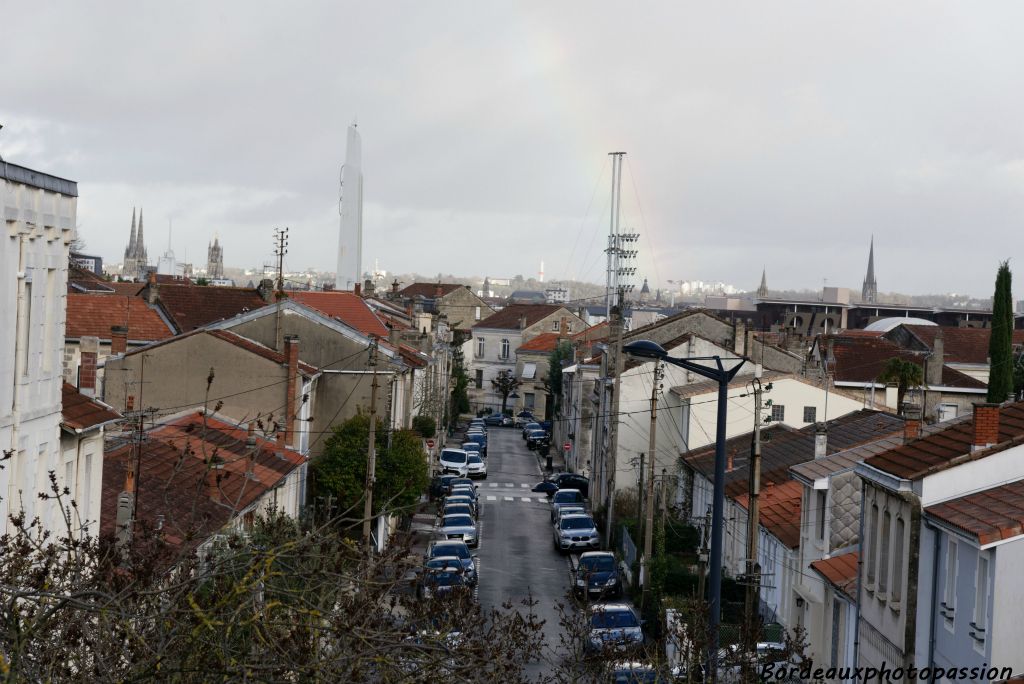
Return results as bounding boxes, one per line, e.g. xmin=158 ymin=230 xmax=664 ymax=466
xmin=926 ymin=520 xmax=941 ymax=683
xmin=898 ymin=489 xmax=923 ymax=671
xmin=852 ymin=480 xmax=866 ymax=668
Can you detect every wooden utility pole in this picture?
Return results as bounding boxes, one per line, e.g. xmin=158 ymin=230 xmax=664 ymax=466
xmin=604 ymin=289 xmax=625 ymax=549
xmin=641 ymin=359 xmax=661 ymax=610
xmin=744 ymin=369 xmax=764 ymax=652
xmin=362 ymin=337 xmax=380 ymax=554
xmin=637 ymin=452 xmax=645 ymax=524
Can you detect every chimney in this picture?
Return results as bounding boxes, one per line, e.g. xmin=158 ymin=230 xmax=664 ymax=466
xmin=145 ymin=270 xmax=159 ymax=305
xmin=353 ymin=281 xmax=361 ymax=296
xmin=257 ymin=278 xmax=275 ymax=303
xmin=391 ymin=278 xmax=401 ymax=295
xmin=972 ymin=402 xmax=1001 ymax=451
xmin=559 ymin=316 xmax=569 ymax=339
xmin=727 ymin=451 xmax=734 ymax=472
xmin=124 ymin=465 xmax=136 ymax=495
xmin=364 ymin=278 xmax=375 ymax=297
xmin=246 ymin=422 xmax=257 ymax=448
xmin=388 ymin=325 xmax=401 ymax=349
xmin=284 ymin=335 xmax=300 ymax=447
xmin=927 ymin=329 xmax=944 ymax=387
xmin=110 ymin=325 xmax=129 ymax=356
xmin=902 ymin=405 xmax=922 ymax=443
xmin=734 ymin=319 xmax=746 ymax=355
xmin=519 ymin=314 xmax=528 ymax=330
xmin=79 ymin=336 xmax=99 ymax=397
xmin=419 ymin=329 xmax=431 ymax=354
xmin=814 ymin=422 xmax=828 ymax=459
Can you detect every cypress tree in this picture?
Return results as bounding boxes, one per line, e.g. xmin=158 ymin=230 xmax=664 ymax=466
xmin=987 ymin=261 xmax=1014 ymax=403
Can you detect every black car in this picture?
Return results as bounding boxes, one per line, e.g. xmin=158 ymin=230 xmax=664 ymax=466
xmin=573 ymin=551 xmax=622 ymax=599
xmin=429 ymin=474 xmax=459 ymax=500
xmin=552 ymin=473 xmax=590 ymax=499
xmin=526 ymin=429 xmax=549 ymax=450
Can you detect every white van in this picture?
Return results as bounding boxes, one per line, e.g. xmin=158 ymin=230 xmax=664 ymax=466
xmin=439 ymin=448 xmax=469 ymax=476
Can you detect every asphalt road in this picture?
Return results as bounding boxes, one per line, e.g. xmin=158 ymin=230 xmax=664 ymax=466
xmin=475 ymin=425 xmax=574 ymax=673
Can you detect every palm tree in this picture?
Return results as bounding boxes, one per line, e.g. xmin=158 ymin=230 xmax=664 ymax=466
xmin=877 ymin=357 xmax=924 ymax=414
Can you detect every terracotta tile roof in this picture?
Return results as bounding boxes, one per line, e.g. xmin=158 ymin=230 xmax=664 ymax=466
xmin=474 ymin=303 xmax=565 ymax=331
xmin=156 ymin=284 xmax=268 ymax=332
xmin=121 ymin=329 xmax=318 ymax=376
xmin=108 ymin=282 xmax=147 ymax=296
xmin=810 ymin=551 xmax=859 ymax=600
xmin=101 ymin=412 xmax=305 ymax=549
xmin=398 ymin=282 xmax=467 ymax=299
xmin=862 ymin=402 xmax=1024 ymax=479
xmin=518 ymin=332 xmax=562 ymax=353
xmin=683 ymin=410 xmax=904 ymax=498
xmin=66 ymin=294 xmax=174 ymax=341
xmin=926 ymin=480 xmax=1024 ymax=546
xmin=898 ymin=325 xmax=1024 ymax=365
xmin=399 ymin=344 xmax=429 ymax=368
xmin=288 ymin=291 xmax=389 ymax=337
xmin=734 ymin=480 xmax=803 ymax=549
xmin=61 ymin=383 xmax=122 ymax=432
xmin=826 ymin=335 xmax=986 ymax=390
xmin=574 ymin=321 xmax=609 ymax=343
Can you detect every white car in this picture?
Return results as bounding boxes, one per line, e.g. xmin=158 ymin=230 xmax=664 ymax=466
xmin=466 ymin=453 xmax=487 ymax=479
xmin=439 ymin=448 xmax=469 ymax=476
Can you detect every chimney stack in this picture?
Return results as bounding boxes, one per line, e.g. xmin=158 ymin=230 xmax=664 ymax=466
xmin=814 ymin=422 xmax=829 ymax=459
xmin=246 ymin=422 xmax=257 ymax=448
xmin=927 ymin=329 xmax=944 ymax=387
xmin=353 ymin=282 xmax=361 ymax=296
xmin=972 ymin=402 xmax=1001 ymax=451
xmin=727 ymin=451 xmax=734 ymax=472
xmin=145 ymin=270 xmax=159 ymax=305
xmin=124 ymin=465 xmax=136 ymax=495
xmin=257 ymin=278 xmax=275 ymax=303
xmin=559 ymin=316 xmax=569 ymax=339
xmin=78 ymin=336 xmax=99 ymax=396
xmin=903 ymin=405 xmax=922 ymax=443
xmin=283 ymin=335 xmax=300 ymax=448
xmin=110 ymin=325 xmax=129 ymax=356
xmin=364 ymin=278 xmax=375 ymax=297
xmin=391 ymin=278 xmax=401 ymax=295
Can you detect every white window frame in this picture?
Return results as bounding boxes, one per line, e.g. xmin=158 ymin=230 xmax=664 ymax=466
xmin=972 ymin=553 xmax=989 ymax=650
xmin=891 ymin=517 xmax=904 ymax=609
xmin=476 ymin=337 xmax=485 ymax=358
xmin=500 ymin=338 xmax=510 ymax=360
xmin=878 ymin=510 xmax=891 ymax=597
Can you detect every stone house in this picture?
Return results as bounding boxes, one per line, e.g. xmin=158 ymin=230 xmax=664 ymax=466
xmin=396 ymin=282 xmax=494 ymax=333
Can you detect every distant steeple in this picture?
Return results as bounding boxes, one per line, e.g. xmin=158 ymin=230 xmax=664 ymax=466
xmin=124 ymin=207 xmax=137 ymax=261
xmin=862 ymin=236 xmax=877 ymax=304
xmin=136 ymin=207 xmax=147 ymax=263
xmin=757 ymin=268 xmax=768 ymax=298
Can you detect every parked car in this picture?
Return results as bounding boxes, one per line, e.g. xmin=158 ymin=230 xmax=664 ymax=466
xmin=461 ymin=442 xmax=482 ymax=457
xmin=430 ymin=474 xmax=459 ymax=500
xmin=441 ymin=502 xmax=475 ymax=520
xmin=426 ymin=540 xmax=478 ymax=585
xmin=449 ymin=477 xmax=476 ymax=490
xmin=573 ymin=551 xmax=622 ymax=599
xmin=540 ymin=420 xmax=552 ymax=432
xmin=532 ymin=480 xmax=559 ymax=496
xmin=555 ymin=504 xmax=587 ymax=523
xmin=417 ymin=556 xmax=471 ymax=600
xmin=465 ymin=432 xmax=488 ymax=456
xmin=607 ymin=662 xmax=665 ymax=683
xmin=484 ymin=413 xmax=512 ymax=427
xmin=521 ymin=422 xmax=541 ymax=439
xmin=466 ymin=453 xmax=487 ymax=479
xmin=587 ymin=603 xmax=644 ymax=653
xmin=526 ymin=429 xmax=549 ymax=450
xmin=440 ymin=513 xmax=479 ymax=547
xmin=550 ymin=489 xmax=586 ymax=521
xmin=553 ymin=514 xmax=600 ymax=553
xmin=444 ymin=495 xmax=478 ymax=519
xmin=449 ymin=484 xmax=479 ymax=500
xmin=468 ymin=418 xmax=487 ymax=431
xmin=552 ymin=473 xmax=590 ymax=499
xmin=439 ymin=449 xmax=469 ymax=476
xmin=515 ymin=411 xmax=535 ymax=427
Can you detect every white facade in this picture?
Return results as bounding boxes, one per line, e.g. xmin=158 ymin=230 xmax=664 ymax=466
xmin=0 ymin=163 xmax=78 ymax=532
xmin=59 ymin=423 xmax=107 ymax=538
xmin=336 ymin=124 xmax=364 ymax=291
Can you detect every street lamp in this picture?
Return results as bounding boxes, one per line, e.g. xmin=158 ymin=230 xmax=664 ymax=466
xmin=623 ymin=339 xmax=745 ymax=681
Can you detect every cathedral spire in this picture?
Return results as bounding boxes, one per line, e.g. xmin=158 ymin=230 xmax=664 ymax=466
xmin=135 ymin=207 xmax=147 ymax=262
xmin=125 ymin=207 xmax=137 ymax=260
xmin=862 ymin=236 xmax=878 ymax=304
xmin=757 ymin=267 xmax=768 ymax=298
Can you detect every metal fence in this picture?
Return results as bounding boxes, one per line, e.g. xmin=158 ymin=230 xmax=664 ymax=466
xmin=621 ymin=525 xmax=637 ymax=568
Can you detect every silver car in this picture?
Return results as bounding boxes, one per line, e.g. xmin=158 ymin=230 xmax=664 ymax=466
xmin=550 ymin=488 xmax=586 ymax=522
xmin=466 ymin=453 xmax=487 ymax=479
xmin=587 ymin=603 xmax=644 ymax=653
xmin=553 ymin=513 xmax=600 ymax=553
xmin=440 ymin=513 xmax=479 ymax=547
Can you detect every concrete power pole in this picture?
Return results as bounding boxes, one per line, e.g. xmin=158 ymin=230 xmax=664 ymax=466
xmin=603 ymin=289 xmax=625 ymax=549
xmin=641 ymin=359 xmax=662 ymax=610
xmin=362 ymin=337 xmax=380 ymax=555
xmin=744 ymin=367 xmax=764 ymax=651
xmin=273 ymin=227 xmax=289 ymax=351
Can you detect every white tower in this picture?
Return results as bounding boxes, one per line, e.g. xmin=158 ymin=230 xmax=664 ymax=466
xmin=336 ymin=124 xmax=364 ymax=291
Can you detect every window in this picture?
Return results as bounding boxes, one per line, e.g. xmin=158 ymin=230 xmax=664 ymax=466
xmin=891 ymin=518 xmax=904 ymax=605
xmin=500 ymin=338 xmax=510 ymax=359
xmin=943 ymin=539 xmax=957 ymax=626
xmin=803 ymin=406 xmax=817 ymax=423
xmin=816 ymin=490 xmax=827 ymax=542
xmin=17 ymin=281 xmax=32 ymax=376
xmin=679 ymin=399 xmax=691 ymax=452
xmin=476 ymin=337 xmax=485 ymax=358
xmin=973 ymin=555 xmax=989 ymax=644
xmin=552 ymin=321 xmax=560 ymax=331
xmin=878 ymin=510 xmax=891 ymax=595
xmin=771 ymin=404 xmax=785 ymax=422
xmin=866 ymin=504 xmax=878 ymax=587
xmin=474 ymin=370 xmax=483 ymax=389
xmin=475 ymin=306 xmax=481 ymax=321
xmin=524 ymin=392 xmax=535 ymax=410
xmin=521 ymin=363 xmax=537 ymax=379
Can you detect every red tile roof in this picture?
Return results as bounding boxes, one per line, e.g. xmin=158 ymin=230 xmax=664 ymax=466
xmin=926 ymin=479 xmax=1024 ymax=546
xmin=156 ymin=284 xmax=269 ymax=332
xmin=66 ymin=294 xmax=174 ymax=341
xmin=61 ymin=382 xmax=121 ymax=432
xmin=398 ymin=282 xmax=467 ymax=299
xmin=899 ymin=325 xmax=1024 ymax=365
xmin=810 ymin=551 xmax=859 ymax=600
xmin=108 ymin=282 xmax=147 ymax=297
xmin=474 ymin=303 xmax=566 ymax=331
xmin=288 ymin=291 xmax=389 ymax=337
xmin=101 ymin=412 xmax=305 ymax=549
xmin=518 ymin=332 xmax=562 ymax=353
xmin=734 ymin=480 xmax=803 ymax=549
xmin=826 ymin=335 xmax=985 ymax=390
xmin=863 ymin=402 xmax=1024 ymax=479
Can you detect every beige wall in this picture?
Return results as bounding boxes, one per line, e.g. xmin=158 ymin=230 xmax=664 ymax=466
xmin=438 ymin=287 xmax=493 ymax=331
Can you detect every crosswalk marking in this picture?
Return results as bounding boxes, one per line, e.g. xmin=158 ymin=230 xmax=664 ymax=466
xmin=488 ymin=483 xmax=498 ymax=488
xmin=486 ymin=495 xmax=496 ymax=501
xmin=520 ymin=483 xmax=529 ymax=488
xmin=504 ymin=496 xmax=514 ymax=502
xmin=521 ymin=497 xmax=531 ymax=502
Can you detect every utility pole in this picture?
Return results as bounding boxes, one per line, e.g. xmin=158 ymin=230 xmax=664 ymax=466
xmin=660 ymin=468 xmax=667 ymax=530
xmin=273 ymin=227 xmax=289 ymax=351
xmin=637 ymin=453 xmax=645 ymax=524
xmin=641 ymin=359 xmax=662 ymax=610
xmin=744 ymin=367 xmax=765 ymax=664
xmin=604 ymin=288 xmax=625 ymax=550
xmin=362 ymin=337 xmax=380 ymax=555
xmin=697 ymin=506 xmax=711 ymax=604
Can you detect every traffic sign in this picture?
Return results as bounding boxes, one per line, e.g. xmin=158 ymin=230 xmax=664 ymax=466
xmin=426 ymin=439 xmax=435 ymax=449
xmin=563 ymin=442 xmax=571 ymax=452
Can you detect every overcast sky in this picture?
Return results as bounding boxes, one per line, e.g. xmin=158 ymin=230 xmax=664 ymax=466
xmin=3 ymin=2 xmax=1023 ymax=297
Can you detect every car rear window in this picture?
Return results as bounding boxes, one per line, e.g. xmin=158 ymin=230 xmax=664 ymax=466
xmin=443 ymin=515 xmax=474 ymax=528
xmin=431 ymin=543 xmax=470 ymax=559
xmin=580 ymin=556 xmax=616 ymax=573
xmin=467 ymin=454 xmax=483 ymax=465
xmin=554 ymin=490 xmax=582 ymax=503
xmin=591 ymin=610 xmax=639 ymax=629
xmin=560 ymin=517 xmax=594 ymax=530
xmin=444 ymin=505 xmax=472 ymax=517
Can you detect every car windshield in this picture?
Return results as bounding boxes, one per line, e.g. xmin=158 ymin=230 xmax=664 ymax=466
xmin=553 ymin=491 xmax=582 ymax=503
xmin=450 ymin=488 xmax=476 ymax=498
xmin=462 ymin=443 xmax=480 ymax=451
xmin=591 ymin=609 xmax=639 ymax=629
xmin=524 ymin=423 xmax=540 ymax=430
xmin=443 ymin=515 xmax=474 ymax=528
xmin=467 ymin=455 xmax=483 ymax=465
xmin=529 ymin=430 xmax=546 ymax=437
xmin=431 ymin=543 xmax=470 ymax=560
xmin=441 ymin=450 xmax=467 ymax=464
xmin=446 ymin=497 xmax=472 ymax=507
xmin=580 ymin=556 xmax=616 ymax=573
xmin=560 ymin=517 xmax=594 ymax=530
xmin=451 ymin=479 xmax=473 ymax=488
xmin=444 ymin=505 xmax=472 ymax=517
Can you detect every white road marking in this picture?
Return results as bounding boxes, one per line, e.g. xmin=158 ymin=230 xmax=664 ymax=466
xmin=504 ymin=496 xmax=514 ymax=501
xmin=520 ymin=483 xmax=530 ymax=488
xmin=521 ymin=497 xmax=531 ymax=502
xmin=489 ymin=483 xmax=498 ymax=488
xmin=486 ymin=495 xmax=496 ymax=501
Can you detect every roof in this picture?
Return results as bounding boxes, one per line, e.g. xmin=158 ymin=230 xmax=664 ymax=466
xmin=734 ymin=480 xmax=803 ymax=548
xmin=101 ymin=412 xmax=305 ymax=549
xmin=398 ymin=282 xmax=466 ymax=299
xmin=623 ymin=334 xmax=692 ymax=371
xmin=810 ymin=551 xmax=859 ymax=600
xmin=155 ymin=284 xmax=268 ymax=332
xmin=863 ymin=317 xmax=937 ymax=332
xmin=66 ymin=294 xmax=175 ymax=342
xmin=0 ymin=161 xmax=77 ymax=196
xmin=288 ymin=291 xmax=390 ymax=337
xmin=926 ymin=480 xmax=1024 ymax=547
xmin=670 ymin=370 xmax=787 ymax=400
xmin=121 ymin=329 xmax=318 ymax=376
xmin=61 ymin=383 xmax=121 ymax=433
xmin=683 ymin=410 xmax=904 ymax=497
xmin=108 ymin=282 xmax=147 ymax=297
xmin=517 ymin=332 xmax=562 ymax=353
xmin=862 ymin=402 xmax=1024 ymax=480
xmin=824 ymin=335 xmax=986 ymax=390
xmin=897 ymin=325 xmax=1024 ymax=365
xmin=474 ymin=303 xmax=565 ymax=331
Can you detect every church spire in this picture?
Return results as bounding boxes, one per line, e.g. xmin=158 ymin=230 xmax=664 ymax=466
xmin=135 ymin=207 xmax=147 ymax=262
xmin=757 ymin=267 xmax=768 ymax=298
xmin=862 ymin=236 xmax=877 ymax=304
xmin=125 ymin=207 xmax=137 ymax=260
